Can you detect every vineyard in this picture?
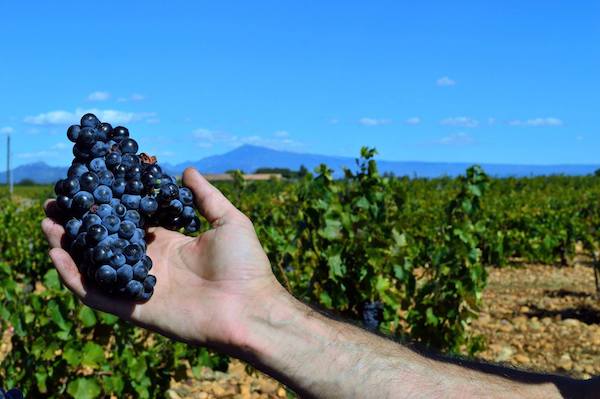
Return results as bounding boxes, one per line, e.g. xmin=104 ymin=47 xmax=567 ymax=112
xmin=1 ymin=148 xmax=600 ymax=397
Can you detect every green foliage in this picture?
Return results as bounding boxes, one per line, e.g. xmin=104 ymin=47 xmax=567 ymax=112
xmin=3 ymin=149 xmax=600 ymax=396
xmin=0 ymin=198 xmax=228 ymax=398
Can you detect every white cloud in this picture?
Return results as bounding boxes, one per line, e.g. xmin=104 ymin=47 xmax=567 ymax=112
xmin=24 ymin=108 xmax=157 ymax=126
xmin=440 ymin=116 xmax=479 ymax=128
xmin=0 ymin=126 xmax=14 ymax=134
xmin=87 ymin=91 xmax=110 ymax=101
xmin=273 ymin=130 xmax=289 ymax=138
xmin=50 ymin=142 xmax=69 ymax=150
xmin=435 ymin=132 xmax=475 ymax=146
xmin=508 ymin=117 xmax=563 ymax=127
xmin=436 ymin=76 xmax=456 ymax=86
xmin=405 ymin=117 xmax=421 ymax=125
xmin=192 ymin=128 xmax=301 ymax=150
xmin=17 ymin=150 xmax=60 ymax=159
xmin=358 ymin=117 xmax=391 ymax=126
xmin=117 ymin=93 xmax=146 ymax=102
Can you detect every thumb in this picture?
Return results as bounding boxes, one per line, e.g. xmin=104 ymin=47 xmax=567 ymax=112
xmin=182 ymin=168 xmax=244 ymax=225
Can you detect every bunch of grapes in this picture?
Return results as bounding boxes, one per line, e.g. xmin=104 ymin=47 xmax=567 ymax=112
xmin=362 ymin=301 xmax=384 ymax=330
xmin=0 ymin=388 xmax=23 ymax=399
xmin=54 ymin=113 xmax=200 ymax=301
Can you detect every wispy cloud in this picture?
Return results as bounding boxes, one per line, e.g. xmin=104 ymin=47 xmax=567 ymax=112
xmin=508 ymin=117 xmax=563 ymax=127
xmin=117 ymin=93 xmax=146 ymax=102
xmin=0 ymin=126 xmax=14 ymax=134
xmin=434 ymin=132 xmax=475 ymax=146
xmin=405 ymin=117 xmax=421 ymax=125
xmin=329 ymin=118 xmax=339 ymax=125
xmin=87 ymin=91 xmax=111 ymax=101
xmin=273 ymin=130 xmax=289 ymax=138
xmin=24 ymin=108 xmax=157 ymax=126
xmin=17 ymin=149 xmax=61 ymax=159
xmin=358 ymin=117 xmax=391 ymax=126
xmin=440 ymin=116 xmax=479 ymax=128
xmin=436 ymin=76 xmax=456 ymax=87
xmin=192 ymin=128 xmax=301 ymax=150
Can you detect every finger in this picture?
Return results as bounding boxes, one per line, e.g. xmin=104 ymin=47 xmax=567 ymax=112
xmin=49 ymin=248 xmax=135 ymax=320
xmin=49 ymin=248 xmax=87 ymax=298
xmin=42 ymin=217 xmax=67 ymax=249
xmin=182 ymin=167 xmax=243 ymax=225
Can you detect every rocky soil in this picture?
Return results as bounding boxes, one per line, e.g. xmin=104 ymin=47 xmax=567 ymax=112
xmin=169 ymin=263 xmax=600 ymax=398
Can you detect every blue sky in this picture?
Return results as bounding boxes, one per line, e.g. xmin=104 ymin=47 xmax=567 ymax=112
xmin=0 ymin=1 xmax=598 ymax=168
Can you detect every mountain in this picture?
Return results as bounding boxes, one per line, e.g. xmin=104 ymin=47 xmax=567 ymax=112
xmin=0 ymin=162 xmax=67 ymax=184
xmin=167 ymin=145 xmax=600 ymax=178
xmin=3 ymin=145 xmax=600 ymax=184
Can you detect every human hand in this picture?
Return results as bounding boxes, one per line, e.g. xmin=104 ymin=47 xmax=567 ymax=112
xmin=41 ymin=168 xmax=284 ymax=351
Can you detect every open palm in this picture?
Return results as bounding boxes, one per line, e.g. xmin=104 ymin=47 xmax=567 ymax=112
xmin=42 ymin=168 xmax=279 ymax=350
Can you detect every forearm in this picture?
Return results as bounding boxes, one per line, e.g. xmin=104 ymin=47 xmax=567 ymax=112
xmin=233 ymin=289 xmax=584 ymax=399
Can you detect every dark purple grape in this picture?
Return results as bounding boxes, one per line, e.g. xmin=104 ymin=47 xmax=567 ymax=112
xmin=81 ymin=113 xmax=100 ymax=128
xmin=120 ymin=138 xmax=138 ymax=154
xmin=110 ymin=126 xmax=129 ymax=142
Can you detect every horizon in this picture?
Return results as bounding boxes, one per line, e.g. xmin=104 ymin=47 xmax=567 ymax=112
xmin=1 ymin=2 xmax=598 ymax=169
xmin=7 ymin=144 xmax=600 ymax=170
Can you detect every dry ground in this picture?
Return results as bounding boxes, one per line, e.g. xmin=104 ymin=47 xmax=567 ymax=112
xmin=169 ymin=263 xmax=600 ymax=398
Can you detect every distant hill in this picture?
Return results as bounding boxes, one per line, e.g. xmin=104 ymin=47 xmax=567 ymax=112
xmin=0 ymin=162 xmax=67 ymax=184
xmin=166 ymin=145 xmax=600 ymax=178
xmin=2 ymin=145 xmax=600 ymax=184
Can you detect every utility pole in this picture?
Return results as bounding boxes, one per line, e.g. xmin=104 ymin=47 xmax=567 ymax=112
xmin=6 ymin=132 xmax=12 ymax=196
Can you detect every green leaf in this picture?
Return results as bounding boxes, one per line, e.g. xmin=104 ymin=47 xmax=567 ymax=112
xmin=98 ymin=311 xmax=119 ymax=325
xmin=47 ymin=300 xmax=71 ymax=332
xmin=319 ymin=219 xmax=342 ymax=240
xmin=63 ymin=343 xmax=82 ymax=367
xmin=426 ymin=307 xmax=439 ymax=326
xmin=81 ymin=342 xmax=105 ymax=368
xmin=319 ymin=291 xmax=332 ymax=308
xmin=67 ymin=378 xmax=101 ymax=399
xmin=78 ymin=307 xmax=97 ymax=327
xmin=327 ymin=254 xmax=344 ymax=280
xmin=43 ymin=269 xmax=61 ymax=290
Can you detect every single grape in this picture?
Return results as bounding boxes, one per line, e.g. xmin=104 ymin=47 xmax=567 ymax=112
xmin=121 ymin=194 xmax=141 ymax=210
xmin=179 ymin=187 xmax=194 ymax=206
xmin=120 ymin=138 xmax=139 ymax=154
xmin=105 ymin=152 xmax=121 ymax=169
xmin=79 ymin=171 xmax=100 ymax=192
xmin=93 ymin=245 xmax=113 ymax=265
xmin=76 ymin=127 xmax=96 ymax=147
xmin=81 ymin=113 xmax=100 ymax=128
xmin=65 ymin=218 xmax=82 ymax=239
xmin=89 ymin=158 xmax=107 ymax=173
xmin=72 ymin=191 xmax=94 ymax=212
xmin=110 ymin=126 xmax=129 ymax=142
xmin=82 ymin=213 xmax=102 ymax=230
xmin=110 ymin=253 xmax=127 ymax=269
xmin=68 ymin=163 xmax=89 ymax=179
xmin=124 ymin=210 xmax=141 ymax=226
xmin=95 ymin=265 xmax=117 ymax=286
xmin=67 ymin=125 xmax=81 ymax=143
xmin=132 ymin=261 xmax=148 ymax=281
xmin=88 ymin=224 xmax=109 ymax=243
xmin=102 ymin=214 xmax=121 ymax=234
xmin=125 ymin=280 xmax=143 ymax=299
xmin=97 ymin=169 xmax=114 ymax=186
xmin=124 ymin=244 xmax=143 ymax=264
xmin=116 ymin=264 xmax=134 ymax=286
xmin=118 ymin=220 xmax=136 ymax=239
xmin=93 ymin=185 xmax=113 ymax=204
xmin=64 ymin=177 xmax=81 ymax=196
